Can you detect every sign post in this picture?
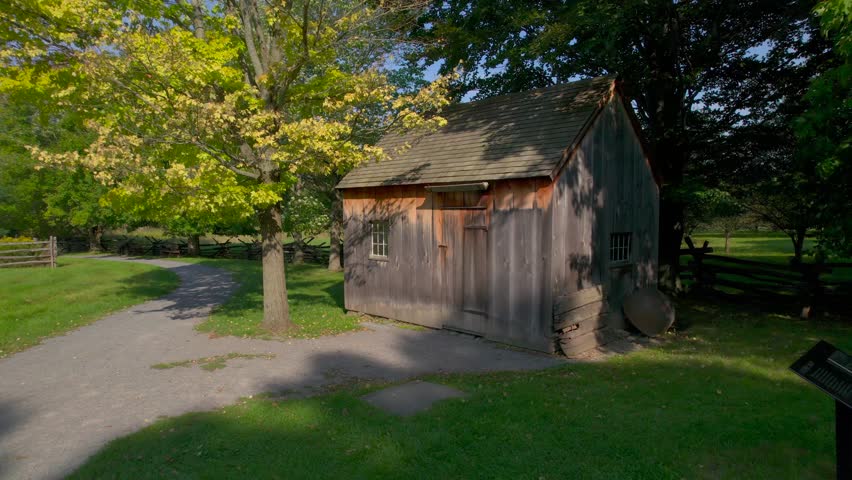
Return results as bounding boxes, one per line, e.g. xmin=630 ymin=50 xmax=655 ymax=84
xmin=839 ymin=399 xmax=851 ymax=479
xmin=790 ymin=340 xmax=852 ymax=480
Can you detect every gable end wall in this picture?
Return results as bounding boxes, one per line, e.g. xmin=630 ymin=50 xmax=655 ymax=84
xmin=549 ymin=95 xmax=659 ymax=330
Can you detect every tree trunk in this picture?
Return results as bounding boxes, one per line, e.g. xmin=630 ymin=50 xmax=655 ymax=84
xmin=291 ymin=231 xmax=306 ymax=264
xmin=259 ymin=201 xmax=291 ymax=331
xmin=190 ymin=0 xmax=205 ymax=39
xmin=792 ymin=227 xmax=806 ymax=263
xmin=288 ymin=176 xmax=306 ymax=264
xmin=657 ymin=191 xmax=685 ymax=292
xmin=327 ymin=188 xmax=343 ymax=272
xmin=88 ymin=225 xmax=103 ymax=252
xmin=186 ymin=234 xmax=201 ymax=256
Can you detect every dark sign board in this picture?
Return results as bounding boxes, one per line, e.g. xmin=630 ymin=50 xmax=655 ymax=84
xmin=790 ymin=340 xmax=852 ymax=409
xmin=791 ymin=340 xmax=852 ymax=479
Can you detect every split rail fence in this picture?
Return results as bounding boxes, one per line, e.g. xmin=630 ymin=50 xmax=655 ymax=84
xmin=0 ymin=237 xmax=57 ymax=268
xmin=58 ymin=236 xmax=330 ymax=264
xmin=680 ymin=236 xmax=852 ymax=317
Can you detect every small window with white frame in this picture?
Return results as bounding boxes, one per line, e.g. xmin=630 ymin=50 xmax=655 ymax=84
xmin=370 ymin=220 xmax=389 ymax=259
xmin=610 ymin=232 xmax=632 ymax=263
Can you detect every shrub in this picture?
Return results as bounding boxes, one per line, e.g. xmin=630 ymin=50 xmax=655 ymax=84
xmin=0 ymin=236 xmax=38 ymax=254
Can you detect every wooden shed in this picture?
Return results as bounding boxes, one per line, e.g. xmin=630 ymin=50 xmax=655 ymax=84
xmin=337 ymin=76 xmax=659 ymax=355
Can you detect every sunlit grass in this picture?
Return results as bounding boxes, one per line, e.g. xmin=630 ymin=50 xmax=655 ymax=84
xmin=173 ymin=258 xmax=360 ymax=339
xmin=0 ymin=257 xmax=179 ymax=357
xmin=687 ymin=231 xmax=852 ymax=284
xmin=151 ymin=353 xmax=275 ymax=372
xmin=688 ymin=231 xmax=811 ymax=263
xmin=70 ymin=299 xmax=851 ymax=479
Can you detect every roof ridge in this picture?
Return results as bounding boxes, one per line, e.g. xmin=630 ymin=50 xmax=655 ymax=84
xmin=446 ymin=75 xmax=615 ymax=111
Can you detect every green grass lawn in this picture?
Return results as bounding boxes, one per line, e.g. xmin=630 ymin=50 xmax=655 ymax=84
xmin=70 ymin=299 xmax=851 ymax=479
xmin=687 ymin=231 xmax=811 ymax=263
xmin=0 ymin=257 xmax=179 ymax=357
xmin=686 ymin=231 xmax=852 ymax=285
xmin=173 ymin=258 xmax=360 ymax=339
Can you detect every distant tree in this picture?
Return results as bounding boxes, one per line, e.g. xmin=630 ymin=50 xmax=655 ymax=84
xmin=159 ymin=225 xmax=204 ymax=257
xmin=283 ymin=177 xmax=329 ymax=264
xmin=0 ymin=96 xmax=120 ymax=247
xmin=42 ymin=166 xmax=122 ymax=251
xmin=319 ymin=62 xmax=437 ymax=272
xmin=682 ymin=184 xmax=720 ymax=237
xmin=710 ymin=215 xmax=748 ymax=255
xmin=323 ymin=173 xmax=345 ymax=271
xmin=682 ymin=186 xmax=744 ymax=254
xmin=0 ymin=97 xmax=54 ymax=237
xmin=706 ymin=99 xmax=825 ymax=263
xmin=691 ymin=0 xmax=839 ymax=263
xmin=739 ymin=181 xmax=817 ymax=262
xmin=0 ymin=156 xmax=45 ymax=236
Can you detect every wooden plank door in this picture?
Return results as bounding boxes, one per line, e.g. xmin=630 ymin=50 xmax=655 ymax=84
xmin=440 ymin=207 xmax=489 ymax=334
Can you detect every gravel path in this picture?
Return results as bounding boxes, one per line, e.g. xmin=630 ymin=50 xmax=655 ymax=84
xmin=0 ymin=257 xmax=561 ymax=479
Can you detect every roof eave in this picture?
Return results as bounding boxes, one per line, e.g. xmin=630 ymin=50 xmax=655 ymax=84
xmin=336 ymin=171 xmax=554 ymax=190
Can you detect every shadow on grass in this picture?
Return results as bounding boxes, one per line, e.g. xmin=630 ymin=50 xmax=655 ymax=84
xmin=169 ymin=258 xmax=351 ymax=337
xmin=68 ymin=299 xmax=850 ymax=479
xmin=285 ymin=264 xmax=346 ymax=311
xmin=676 ymin=289 xmax=852 ymax=331
xmin=103 ymin=261 xmax=235 ymax=321
xmin=111 ymin=268 xmax=182 ymax=300
xmin=323 ymin=281 xmax=346 ymax=310
xmin=47 ymin=259 xmax=849 ymax=477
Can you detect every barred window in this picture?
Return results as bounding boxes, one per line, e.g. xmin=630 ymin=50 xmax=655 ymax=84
xmin=610 ymin=232 xmax=632 ymax=263
xmin=370 ymin=221 xmax=389 ymax=258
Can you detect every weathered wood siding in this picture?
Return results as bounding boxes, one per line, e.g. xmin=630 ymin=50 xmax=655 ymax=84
xmin=484 ymin=178 xmax=553 ymax=351
xmin=343 ymin=185 xmax=444 ymax=327
xmin=550 ymin=95 xmax=659 ymax=331
xmin=343 ymin=178 xmax=554 ymax=352
xmin=342 ymin=93 xmax=657 ymax=353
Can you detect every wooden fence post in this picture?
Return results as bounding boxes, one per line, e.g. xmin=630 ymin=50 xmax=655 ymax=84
xmin=50 ymin=236 xmax=57 ymax=268
xmin=683 ymin=236 xmax=711 ymax=290
xmin=799 ymin=263 xmax=828 ymax=319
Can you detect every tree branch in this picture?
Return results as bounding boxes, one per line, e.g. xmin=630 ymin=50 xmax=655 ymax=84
xmin=237 ymin=0 xmax=265 ymax=82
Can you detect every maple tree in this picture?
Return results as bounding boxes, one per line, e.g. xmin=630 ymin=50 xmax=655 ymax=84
xmin=2 ymin=0 xmax=451 ymax=330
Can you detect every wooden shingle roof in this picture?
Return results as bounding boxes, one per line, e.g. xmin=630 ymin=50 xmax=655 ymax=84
xmin=337 ymin=76 xmax=616 ymax=189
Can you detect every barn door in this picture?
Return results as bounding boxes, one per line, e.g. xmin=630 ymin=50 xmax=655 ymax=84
xmin=436 ymin=193 xmax=489 ymax=334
